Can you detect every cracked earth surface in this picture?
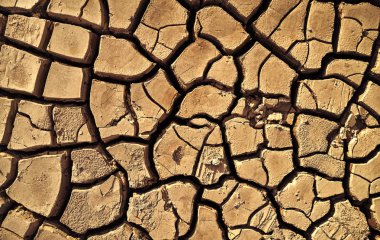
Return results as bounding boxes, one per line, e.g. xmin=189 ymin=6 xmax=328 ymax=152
xmin=0 ymin=0 xmax=379 ymax=239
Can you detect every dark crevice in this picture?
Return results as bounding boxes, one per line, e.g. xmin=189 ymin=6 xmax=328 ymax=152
xmin=0 ymin=0 xmax=379 ymax=238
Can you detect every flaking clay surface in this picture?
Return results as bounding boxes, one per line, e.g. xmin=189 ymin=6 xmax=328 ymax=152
xmin=0 ymin=0 xmax=380 ymax=239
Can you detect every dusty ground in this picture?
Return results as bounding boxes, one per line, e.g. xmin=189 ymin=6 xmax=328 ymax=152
xmin=0 ymin=0 xmax=379 ymax=239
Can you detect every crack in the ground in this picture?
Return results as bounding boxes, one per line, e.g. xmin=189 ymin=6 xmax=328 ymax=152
xmin=0 ymin=0 xmax=379 ymax=239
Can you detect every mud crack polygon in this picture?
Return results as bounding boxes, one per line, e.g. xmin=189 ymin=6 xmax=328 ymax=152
xmin=0 ymin=0 xmax=379 ymax=239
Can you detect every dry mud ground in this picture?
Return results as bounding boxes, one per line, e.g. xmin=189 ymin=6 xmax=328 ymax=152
xmin=0 ymin=0 xmax=380 ymax=239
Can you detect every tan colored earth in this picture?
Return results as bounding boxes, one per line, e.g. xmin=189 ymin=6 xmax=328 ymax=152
xmin=0 ymin=0 xmax=379 ymax=239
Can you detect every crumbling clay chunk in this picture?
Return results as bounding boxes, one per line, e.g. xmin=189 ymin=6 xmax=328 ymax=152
xmin=294 ymin=114 xmax=339 ymax=157
xmin=311 ymin=200 xmax=370 ymax=239
xmin=5 ymin=15 xmax=50 ymax=49
xmin=53 ymin=106 xmax=95 ymax=145
xmin=196 ymin=145 xmax=229 ymax=185
xmin=17 ymin=100 xmax=52 ymax=131
xmin=348 ymin=128 xmax=380 ymax=158
xmin=300 ymin=154 xmax=345 ymax=179
xmin=71 ymin=147 xmax=116 ymax=184
xmin=60 ymin=173 xmax=127 ymax=234
xmin=35 ymin=222 xmax=77 ymax=240
xmin=127 ymin=181 xmax=197 ymax=240
xmin=249 ymin=203 xmax=280 ymax=235
xmin=107 ymin=142 xmax=155 ymax=188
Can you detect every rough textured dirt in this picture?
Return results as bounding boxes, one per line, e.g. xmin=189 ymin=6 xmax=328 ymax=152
xmin=0 ymin=0 xmax=379 ymax=239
